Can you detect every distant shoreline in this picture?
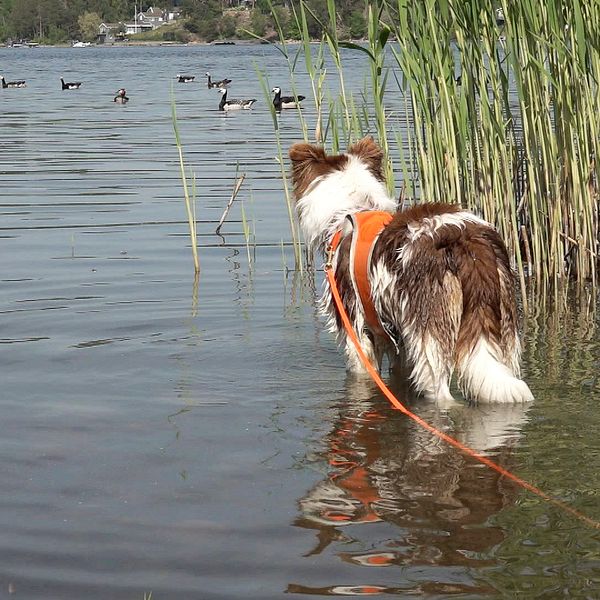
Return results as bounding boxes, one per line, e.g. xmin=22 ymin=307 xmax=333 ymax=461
xmin=2 ymin=40 xmax=268 ymax=49
xmin=2 ymin=38 xmax=365 ymax=49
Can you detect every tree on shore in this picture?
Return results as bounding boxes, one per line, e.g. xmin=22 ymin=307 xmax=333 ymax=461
xmin=78 ymin=11 xmax=102 ymax=41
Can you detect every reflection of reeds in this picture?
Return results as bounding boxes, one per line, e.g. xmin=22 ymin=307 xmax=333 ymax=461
xmin=276 ymin=1 xmax=599 ymax=293
xmin=523 ymin=287 xmax=597 ymax=387
xmin=240 ymin=198 xmax=255 ymax=268
xmin=170 ymin=86 xmax=199 ymax=274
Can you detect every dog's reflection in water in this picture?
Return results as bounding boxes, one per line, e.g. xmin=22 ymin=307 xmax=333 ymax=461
xmin=291 ymin=375 xmax=530 ymax=593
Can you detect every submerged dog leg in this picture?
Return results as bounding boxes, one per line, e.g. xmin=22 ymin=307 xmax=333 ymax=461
xmin=343 ymin=317 xmax=385 ymax=375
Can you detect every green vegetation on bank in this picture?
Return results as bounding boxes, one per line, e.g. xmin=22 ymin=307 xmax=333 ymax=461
xmin=0 ymin=0 xmax=368 ymax=44
xmin=0 ymin=0 xmax=152 ymax=43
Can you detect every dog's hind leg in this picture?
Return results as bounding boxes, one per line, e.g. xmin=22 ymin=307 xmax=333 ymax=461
xmin=399 ymin=272 xmax=462 ymax=405
xmin=343 ymin=314 xmax=386 ymax=375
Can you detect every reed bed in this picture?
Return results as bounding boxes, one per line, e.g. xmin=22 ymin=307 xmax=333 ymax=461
xmin=278 ymin=0 xmax=599 ymax=297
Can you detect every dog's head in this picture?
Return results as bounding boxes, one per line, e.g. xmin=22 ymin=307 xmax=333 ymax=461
xmin=288 ymin=137 xmax=396 ymax=248
xmin=288 ymin=136 xmax=385 ymax=199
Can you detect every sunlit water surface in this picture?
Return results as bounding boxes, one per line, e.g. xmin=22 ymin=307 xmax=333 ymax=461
xmin=1 ymin=45 xmax=599 ymax=599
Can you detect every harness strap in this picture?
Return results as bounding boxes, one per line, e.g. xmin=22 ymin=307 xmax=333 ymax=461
xmin=329 ymin=211 xmax=393 ymax=340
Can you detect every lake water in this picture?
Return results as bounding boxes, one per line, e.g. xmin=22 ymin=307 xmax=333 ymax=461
xmin=1 ymin=44 xmax=599 ymax=599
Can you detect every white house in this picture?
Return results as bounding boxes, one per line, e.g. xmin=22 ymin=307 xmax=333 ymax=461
xmin=124 ymin=7 xmax=180 ymax=35
xmin=97 ymin=22 xmax=125 ymax=43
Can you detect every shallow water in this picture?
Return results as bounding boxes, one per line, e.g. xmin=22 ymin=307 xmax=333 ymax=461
xmin=1 ymin=45 xmax=599 ymax=599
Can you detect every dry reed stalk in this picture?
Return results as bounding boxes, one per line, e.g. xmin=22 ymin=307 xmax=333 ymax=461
xmin=216 ymin=172 xmax=246 ymax=236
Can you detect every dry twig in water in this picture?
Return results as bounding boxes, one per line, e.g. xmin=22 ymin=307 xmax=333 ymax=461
xmin=216 ymin=173 xmax=246 ymax=236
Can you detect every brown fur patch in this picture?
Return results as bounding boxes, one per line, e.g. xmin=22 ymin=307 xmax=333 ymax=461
xmin=386 ymin=202 xmax=462 ymax=232
xmin=369 ymin=204 xmax=517 ymax=374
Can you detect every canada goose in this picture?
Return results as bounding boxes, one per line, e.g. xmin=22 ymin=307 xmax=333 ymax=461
xmin=272 ymin=87 xmax=305 ymax=110
xmin=1 ymin=76 xmax=26 ymax=89
xmin=113 ymin=88 xmax=129 ymax=104
xmin=218 ymin=88 xmax=256 ymax=111
xmin=61 ymin=77 xmax=82 ymax=90
xmin=206 ymin=72 xmax=232 ymax=89
xmin=177 ymin=74 xmax=195 ymax=83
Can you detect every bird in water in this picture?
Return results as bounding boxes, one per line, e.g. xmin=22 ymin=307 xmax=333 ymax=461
xmin=113 ymin=88 xmax=129 ymax=104
xmin=218 ymin=88 xmax=256 ymax=111
xmin=272 ymin=87 xmax=305 ymax=110
xmin=61 ymin=77 xmax=82 ymax=90
xmin=1 ymin=76 xmax=27 ymax=88
xmin=177 ymin=74 xmax=195 ymax=83
xmin=206 ymin=72 xmax=232 ymax=89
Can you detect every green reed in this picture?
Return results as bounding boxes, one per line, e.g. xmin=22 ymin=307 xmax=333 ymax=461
xmin=170 ymin=86 xmax=199 ymax=274
xmin=254 ymin=67 xmax=304 ymax=271
xmin=387 ymin=0 xmax=599 ymax=294
xmin=280 ymin=0 xmax=599 ymax=295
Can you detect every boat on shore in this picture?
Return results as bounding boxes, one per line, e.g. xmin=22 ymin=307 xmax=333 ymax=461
xmin=6 ymin=40 xmax=39 ymax=48
xmin=72 ymin=41 xmax=92 ymax=48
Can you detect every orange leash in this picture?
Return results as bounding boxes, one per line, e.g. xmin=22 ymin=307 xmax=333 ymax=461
xmin=325 ymin=265 xmax=600 ymax=530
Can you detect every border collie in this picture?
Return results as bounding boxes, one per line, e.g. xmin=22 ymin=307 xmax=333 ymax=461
xmin=289 ymin=136 xmax=533 ymax=404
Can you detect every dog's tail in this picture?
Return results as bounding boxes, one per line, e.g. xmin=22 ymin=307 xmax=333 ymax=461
xmin=390 ymin=210 xmax=533 ymax=403
xmin=451 ymin=223 xmax=533 ymax=403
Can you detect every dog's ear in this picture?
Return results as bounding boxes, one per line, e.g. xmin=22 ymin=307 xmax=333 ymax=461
xmin=289 ymin=143 xmax=329 ymax=198
xmin=348 ymin=136 xmax=384 ymax=178
xmin=289 ymin=142 xmax=327 ymax=165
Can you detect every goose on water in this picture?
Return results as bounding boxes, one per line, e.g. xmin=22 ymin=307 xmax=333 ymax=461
xmin=272 ymin=87 xmax=305 ymax=110
xmin=1 ymin=76 xmax=27 ymax=88
xmin=114 ymin=88 xmax=129 ymax=104
xmin=206 ymin=72 xmax=232 ymax=89
xmin=218 ymin=88 xmax=256 ymax=111
xmin=177 ymin=74 xmax=195 ymax=83
xmin=61 ymin=77 xmax=82 ymax=90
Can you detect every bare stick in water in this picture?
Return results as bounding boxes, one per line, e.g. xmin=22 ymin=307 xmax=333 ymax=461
xmin=216 ymin=173 xmax=246 ymax=236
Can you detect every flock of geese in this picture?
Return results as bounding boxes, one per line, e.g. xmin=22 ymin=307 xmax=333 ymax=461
xmin=1 ymin=71 xmax=306 ymax=112
xmin=2 ymin=73 xmax=130 ymax=103
xmin=181 ymin=71 xmax=306 ymax=112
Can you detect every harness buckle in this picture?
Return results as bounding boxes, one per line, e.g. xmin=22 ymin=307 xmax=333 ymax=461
xmin=325 ymin=244 xmax=335 ymax=270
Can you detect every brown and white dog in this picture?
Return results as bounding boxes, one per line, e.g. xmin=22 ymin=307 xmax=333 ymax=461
xmin=289 ymin=136 xmax=533 ymax=404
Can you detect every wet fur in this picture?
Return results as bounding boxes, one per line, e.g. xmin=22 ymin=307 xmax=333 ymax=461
xmin=289 ymin=137 xmax=533 ymax=404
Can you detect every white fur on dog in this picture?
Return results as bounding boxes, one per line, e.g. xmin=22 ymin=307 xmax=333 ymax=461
xmin=296 ymin=155 xmax=397 ymax=248
xmin=459 ymin=339 xmax=533 ymax=403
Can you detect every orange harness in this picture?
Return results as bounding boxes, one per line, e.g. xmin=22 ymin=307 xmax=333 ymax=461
xmin=329 ymin=211 xmax=393 ymax=339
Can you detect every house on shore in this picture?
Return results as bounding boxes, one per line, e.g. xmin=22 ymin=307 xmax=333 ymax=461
xmin=124 ymin=7 xmax=181 ymax=35
xmin=98 ymin=7 xmax=181 ymax=41
xmin=97 ymin=22 xmax=124 ymax=44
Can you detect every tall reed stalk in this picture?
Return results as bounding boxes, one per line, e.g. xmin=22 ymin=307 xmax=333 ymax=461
xmin=255 ymin=67 xmax=304 ymax=272
xmin=170 ymin=87 xmax=199 ymax=274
